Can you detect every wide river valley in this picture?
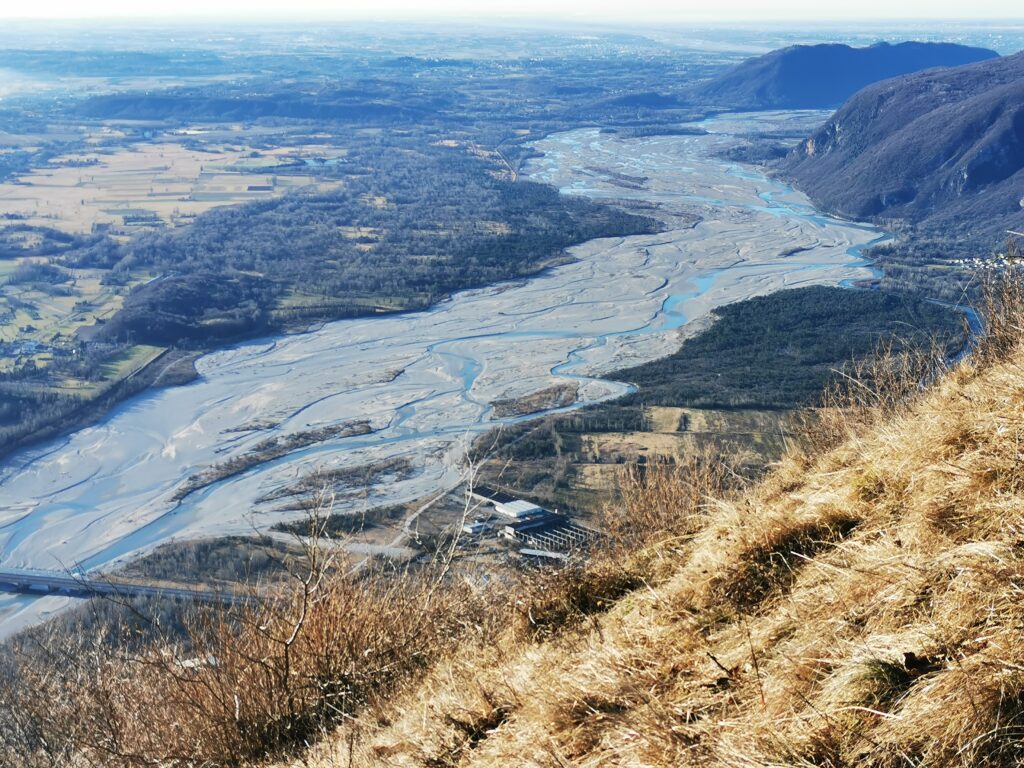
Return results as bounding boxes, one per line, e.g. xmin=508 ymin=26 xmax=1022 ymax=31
xmin=0 ymin=111 xmax=884 ymax=635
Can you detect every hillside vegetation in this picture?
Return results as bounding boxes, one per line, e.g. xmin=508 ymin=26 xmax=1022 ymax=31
xmin=3 ymin=269 xmax=1022 ymax=767
xmin=692 ymin=41 xmax=997 ymax=109
xmin=282 ymin=272 xmax=1024 ymax=767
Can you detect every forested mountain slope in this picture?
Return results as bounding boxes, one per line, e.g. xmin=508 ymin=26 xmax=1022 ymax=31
xmin=783 ymin=51 xmax=1024 ymax=247
xmin=692 ymin=41 xmax=997 ymax=109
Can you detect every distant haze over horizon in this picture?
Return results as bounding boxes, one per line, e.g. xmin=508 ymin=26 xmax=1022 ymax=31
xmin=3 ymin=0 xmax=1024 ymax=22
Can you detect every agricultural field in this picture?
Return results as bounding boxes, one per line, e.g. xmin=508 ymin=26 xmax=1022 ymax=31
xmin=0 ymin=121 xmax=356 ymax=453
xmin=0 ymin=137 xmax=345 ymax=235
xmin=582 ymin=407 xmax=790 ymax=463
xmin=483 ymin=406 xmax=793 ymax=512
xmin=0 ymin=264 xmax=149 ymax=371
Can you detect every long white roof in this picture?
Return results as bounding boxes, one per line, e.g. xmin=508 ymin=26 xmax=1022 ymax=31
xmin=494 ymin=499 xmax=542 ymax=517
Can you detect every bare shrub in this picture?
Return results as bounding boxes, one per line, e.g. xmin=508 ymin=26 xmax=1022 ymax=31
xmin=609 ymin=450 xmax=731 ymax=550
xmin=973 ymin=236 xmax=1024 ymax=366
xmin=3 ymin=499 xmax=492 ymax=767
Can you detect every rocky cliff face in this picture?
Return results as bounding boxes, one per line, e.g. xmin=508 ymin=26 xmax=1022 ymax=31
xmin=692 ymin=41 xmax=998 ymax=110
xmin=783 ymin=51 xmax=1024 ymax=246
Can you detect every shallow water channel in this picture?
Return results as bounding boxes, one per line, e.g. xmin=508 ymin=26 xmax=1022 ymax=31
xmin=0 ymin=112 xmax=883 ymax=634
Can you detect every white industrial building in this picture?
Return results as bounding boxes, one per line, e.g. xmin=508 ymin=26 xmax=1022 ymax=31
xmin=493 ymin=499 xmax=543 ymax=519
xmin=467 ymin=484 xmax=595 ymax=554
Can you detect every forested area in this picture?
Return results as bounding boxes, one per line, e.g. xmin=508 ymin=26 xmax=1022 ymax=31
xmin=869 ymin=235 xmax=981 ymax=300
xmin=0 ymin=47 xmax=709 ymax=452
xmin=88 ymin=144 xmax=658 ymax=344
xmin=0 ymin=39 xmax=973 ymax=459
xmin=0 ymin=225 xmax=89 ymax=259
xmin=609 ymin=285 xmax=963 ymax=408
xmin=477 ymin=286 xmax=965 ymax=501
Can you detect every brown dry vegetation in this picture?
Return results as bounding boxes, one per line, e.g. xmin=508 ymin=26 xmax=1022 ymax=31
xmin=4 ymin=260 xmax=1024 ymax=767
xmin=0 ymin=454 xmax=728 ymax=768
xmin=278 ymin=270 xmax=1024 ymax=767
xmin=0 ymin=517 xmax=506 ymax=768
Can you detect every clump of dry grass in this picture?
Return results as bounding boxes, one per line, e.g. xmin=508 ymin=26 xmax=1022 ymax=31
xmin=801 ymin=333 xmax=950 ymax=455
xmin=513 ymin=453 xmax=731 ymax=642
xmin=511 ymin=557 xmax=647 ymax=642
xmin=709 ymin=505 xmax=860 ymax=611
xmin=973 ymin=236 xmax=1024 ymax=366
xmin=611 ymin=450 xmax=730 ymax=553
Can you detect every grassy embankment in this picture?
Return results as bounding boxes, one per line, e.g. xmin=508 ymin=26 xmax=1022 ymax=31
xmin=293 ymin=259 xmax=1024 ymax=767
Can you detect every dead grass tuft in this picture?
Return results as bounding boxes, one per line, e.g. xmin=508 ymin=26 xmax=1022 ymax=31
xmin=711 ymin=508 xmax=861 ymax=612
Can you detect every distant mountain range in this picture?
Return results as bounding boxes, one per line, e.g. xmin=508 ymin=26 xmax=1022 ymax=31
xmin=693 ymin=41 xmax=998 ymax=109
xmin=782 ymin=51 xmax=1024 ymax=248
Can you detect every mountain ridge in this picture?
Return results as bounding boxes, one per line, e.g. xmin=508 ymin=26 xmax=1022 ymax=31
xmin=692 ymin=40 xmax=999 ymax=109
xmin=782 ymin=50 xmax=1024 ymax=248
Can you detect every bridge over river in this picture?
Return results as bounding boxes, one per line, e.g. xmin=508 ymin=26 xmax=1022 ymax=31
xmin=0 ymin=568 xmax=248 ymax=606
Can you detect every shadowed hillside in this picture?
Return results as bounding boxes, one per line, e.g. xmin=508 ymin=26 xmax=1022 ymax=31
xmin=783 ymin=51 xmax=1024 ymax=248
xmin=692 ymin=41 xmax=997 ymax=109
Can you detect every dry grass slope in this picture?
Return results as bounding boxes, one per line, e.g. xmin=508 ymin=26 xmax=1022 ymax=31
xmin=5 ymin=268 xmax=1024 ymax=768
xmin=283 ymin=275 xmax=1024 ymax=767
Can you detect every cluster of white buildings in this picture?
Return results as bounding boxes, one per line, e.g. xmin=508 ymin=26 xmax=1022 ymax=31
xmin=463 ymin=486 xmax=594 ymax=555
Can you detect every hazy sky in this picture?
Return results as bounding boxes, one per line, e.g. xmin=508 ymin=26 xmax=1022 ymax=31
xmin=3 ymin=0 xmax=1023 ymax=22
